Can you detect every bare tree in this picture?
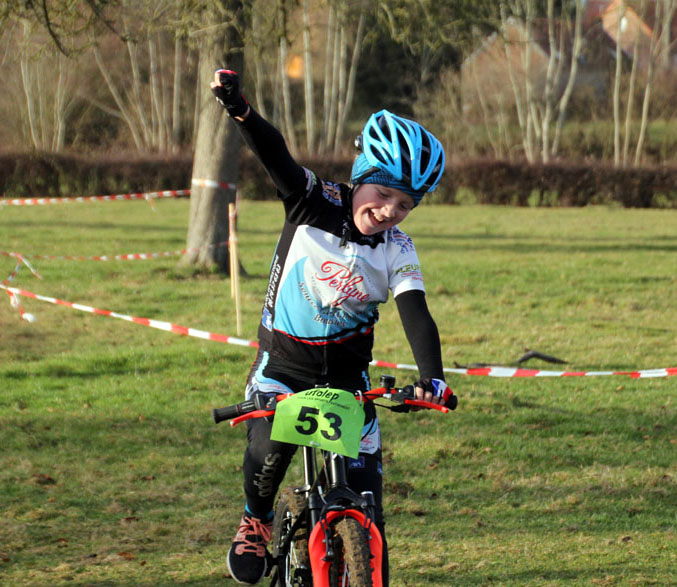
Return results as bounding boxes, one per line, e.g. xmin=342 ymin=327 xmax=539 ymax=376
xmin=301 ymin=0 xmax=316 ymax=153
xmin=497 ymin=0 xmax=582 ymax=163
xmin=634 ymin=0 xmax=672 ymax=164
xmin=277 ymin=0 xmax=298 ymax=155
xmin=16 ymin=22 xmax=81 ymax=151
xmin=500 ymin=1 xmax=538 ymax=162
xmin=333 ymin=0 xmax=367 ymax=153
xmin=622 ymin=0 xmax=646 ymax=166
xmin=612 ymin=0 xmax=626 ymax=167
xmin=551 ymin=0 xmax=583 ymax=158
xmin=171 ymin=0 xmax=185 ymax=149
xmin=182 ymin=1 xmax=245 ymax=271
xmin=1 ymin=0 xmax=122 ymax=57
xmin=658 ymin=0 xmax=677 ymax=71
xmin=321 ymin=2 xmax=337 ymax=151
xmin=91 ymin=1 xmax=193 ymax=152
xmin=320 ymin=0 xmax=369 ymax=155
xmin=243 ymin=0 xmax=370 ymax=157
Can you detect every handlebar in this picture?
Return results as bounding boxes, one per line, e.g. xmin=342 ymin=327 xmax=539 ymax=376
xmin=212 ymin=378 xmax=456 ymax=426
xmin=212 ymin=393 xmax=272 ymax=424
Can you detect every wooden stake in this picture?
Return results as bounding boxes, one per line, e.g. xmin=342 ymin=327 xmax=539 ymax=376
xmin=228 ymin=202 xmax=242 ymax=335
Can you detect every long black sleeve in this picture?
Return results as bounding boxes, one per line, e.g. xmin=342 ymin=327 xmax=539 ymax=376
xmin=236 ymin=109 xmax=308 ymax=199
xmin=395 ymin=290 xmax=445 ymax=381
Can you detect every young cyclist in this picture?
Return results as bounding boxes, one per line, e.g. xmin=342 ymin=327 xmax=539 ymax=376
xmin=211 ymin=69 xmax=456 ymax=586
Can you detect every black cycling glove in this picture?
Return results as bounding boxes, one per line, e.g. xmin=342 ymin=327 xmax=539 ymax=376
xmin=415 ymin=377 xmax=458 ymax=410
xmin=211 ymin=69 xmax=250 ymax=119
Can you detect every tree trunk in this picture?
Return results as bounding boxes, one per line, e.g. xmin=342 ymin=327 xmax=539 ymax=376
xmin=172 ymin=31 xmax=183 ymax=150
xmin=323 ymin=3 xmax=341 ymax=153
xmin=659 ymin=0 xmax=677 ymax=71
xmin=332 ymin=24 xmax=347 ymax=154
xmin=252 ymin=6 xmax=270 ymax=120
xmin=321 ymin=2 xmax=336 ymax=152
xmin=622 ymin=0 xmax=645 ymax=166
xmin=541 ymin=0 xmax=560 ymax=162
xmin=552 ymin=0 xmax=583 ymax=157
xmin=122 ymin=12 xmax=152 ymax=148
xmin=333 ymin=5 xmax=365 ymax=155
xmin=635 ymin=0 xmax=662 ymax=164
xmin=94 ymin=43 xmax=145 ymax=151
xmin=302 ymin=0 xmax=315 ymax=153
xmin=501 ymin=3 xmax=531 ymax=162
xmin=279 ymin=27 xmax=298 ymax=155
xmin=20 ymin=20 xmax=41 ymax=150
xmin=182 ymin=15 xmax=244 ymax=272
xmin=612 ymin=1 xmax=625 ymax=167
xmin=523 ymin=1 xmax=536 ymax=162
xmin=148 ymin=35 xmax=162 ymax=150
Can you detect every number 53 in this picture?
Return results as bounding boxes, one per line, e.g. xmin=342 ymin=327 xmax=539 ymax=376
xmin=295 ymin=406 xmax=342 ymax=441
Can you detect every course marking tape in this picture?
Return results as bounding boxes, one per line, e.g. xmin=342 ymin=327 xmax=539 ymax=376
xmin=1 ymin=254 xmax=42 ymax=279
xmin=0 ymin=283 xmax=257 ymax=348
xmin=0 ymin=189 xmax=190 ymax=206
xmin=1 ymin=241 xmax=229 ymax=263
xmin=2 ymin=256 xmax=40 ymax=322
xmin=191 ymin=178 xmax=237 ymax=191
xmin=2 ymin=283 xmax=675 ymax=379
xmin=370 ymin=360 xmax=677 ymax=379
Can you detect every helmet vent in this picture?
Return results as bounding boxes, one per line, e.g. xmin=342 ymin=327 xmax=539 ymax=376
xmin=358 ymin=109 xmax=445 ymax=194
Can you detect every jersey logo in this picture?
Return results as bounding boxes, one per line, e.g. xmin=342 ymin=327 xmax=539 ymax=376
xmin=394 ymin=263 xmax=421 ymax=278
xmin=315 ymin=260 xmax=370 ymax=306
xmin=262 ymin=307 xmax=273 ymax=331
xmin=320 ymin=180 xmax=343 ymax=206
xmin=303 ymin=167 xmax=318 ymax=195
xmin=390 ymin=228 xmax=416 ymax=254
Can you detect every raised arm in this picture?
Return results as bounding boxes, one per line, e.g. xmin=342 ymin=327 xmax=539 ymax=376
xmin=211 ymin=69 xmax=307 ymax=199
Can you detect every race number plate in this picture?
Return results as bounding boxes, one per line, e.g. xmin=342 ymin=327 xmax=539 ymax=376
xmin=270 ymin=388 xmax=365 ymax=458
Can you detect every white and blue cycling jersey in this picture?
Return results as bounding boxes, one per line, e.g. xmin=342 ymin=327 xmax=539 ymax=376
xmin=256 ymin=167 xmax=425 ymax=376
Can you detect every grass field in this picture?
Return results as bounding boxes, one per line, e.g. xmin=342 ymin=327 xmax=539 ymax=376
xmin=1 ymin=198 xmax=675 ymax=586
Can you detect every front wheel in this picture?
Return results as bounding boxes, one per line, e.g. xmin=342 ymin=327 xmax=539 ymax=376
xmin=271 ymin=487 xmax=311 ymax=587
xmin=329 ymin=517 xmax=374 ymax=587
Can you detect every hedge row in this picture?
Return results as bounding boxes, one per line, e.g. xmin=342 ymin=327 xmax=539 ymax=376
xmin=1 ymin=151 xmax=675 ymax=208
xmin=0 ymin=152 xmax=193 ymax=200
xmin=445 ymin=159 xmax=677 ymax=208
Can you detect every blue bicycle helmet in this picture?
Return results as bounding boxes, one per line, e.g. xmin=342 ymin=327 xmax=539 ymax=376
xmin=350 ymin=109 xmax=445 ymax=206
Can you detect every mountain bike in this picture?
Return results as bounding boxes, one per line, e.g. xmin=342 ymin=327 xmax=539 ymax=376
xmin=213 ymin=374 xmax=456 ymax=587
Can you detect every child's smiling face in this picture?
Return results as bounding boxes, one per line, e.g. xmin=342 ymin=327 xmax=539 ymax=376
xmin=352 ymin=183 xmax=415 ymax=235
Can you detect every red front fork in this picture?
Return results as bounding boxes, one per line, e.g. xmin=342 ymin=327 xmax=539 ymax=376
xmin=307 ymin=509 xmax=384 ymax=587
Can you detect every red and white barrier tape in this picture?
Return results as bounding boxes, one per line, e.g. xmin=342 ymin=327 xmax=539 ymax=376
xmin=1 ymin=241 xmax=228 ymax=263
xmin=0 ymin=181 xmax=239 ymax=206
xmin=2 ymin=256 xmax=41 ymax=322
xmin=2 ymin=254 xmax=41 ymax=280
xmin=191 ymin=178 xmax=237 ymax=191
xmin=0 ymin=283 xmax=256 ymax=348
xmin=2 ymin=283 xmax=675 ymax=379
xmin=0 ymin=189 xmax=189 ymax=207
xmin=371 ymin=360 xmax=677 ymax=379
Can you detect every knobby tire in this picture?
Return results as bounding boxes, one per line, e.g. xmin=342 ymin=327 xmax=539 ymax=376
xmin=329 ymin=517 xmax=374 ymax=587
xmin=271 ymin=487 xmax=311 ymax=587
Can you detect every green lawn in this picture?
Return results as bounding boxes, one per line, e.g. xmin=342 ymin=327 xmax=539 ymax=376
xmin=1 ymin=199 xmax=675 ymax=585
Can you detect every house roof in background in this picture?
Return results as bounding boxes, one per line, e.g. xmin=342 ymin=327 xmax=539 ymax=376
xmin=600 ymin=0 xmax=654 ymax=60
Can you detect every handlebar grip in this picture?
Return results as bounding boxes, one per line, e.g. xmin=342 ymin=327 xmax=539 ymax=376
xmin=212 ymin=399 xmax=255 ymax=424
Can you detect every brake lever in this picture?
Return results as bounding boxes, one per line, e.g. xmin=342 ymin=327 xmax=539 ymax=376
xmin=403 ymin=399 xmax=450 ymax=413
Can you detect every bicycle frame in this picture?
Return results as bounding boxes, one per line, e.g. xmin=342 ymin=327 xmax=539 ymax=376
xmin=214 ymin=377 xmax=454 ymax=587
xmin=291 ymin=445 xmax=385 ymax=587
